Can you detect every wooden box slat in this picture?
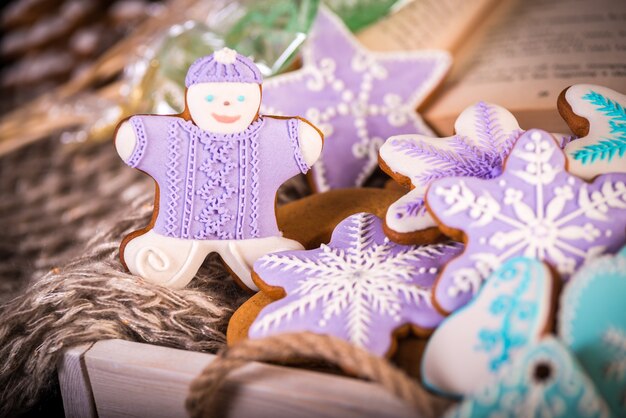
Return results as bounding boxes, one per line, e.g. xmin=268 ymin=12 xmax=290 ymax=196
xmin=61 ymin=339 xmax=417 ymax=418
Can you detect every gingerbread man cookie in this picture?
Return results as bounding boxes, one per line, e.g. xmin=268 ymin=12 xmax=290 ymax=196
xmin=248 ymin=213 xmax=463 ymax=357
xmin=421 ymin=257 xmax=557 ymax=398
xmin=262 ymin=7 xmax=451 ymax=192
xmin=558 ymin=84 xmax=626 ymax=180
xmin=115 ymin=48 xmax=324 ymax=291
xmin=425 ymin=129 xmax=626 ymax=314
xmin=378 ymin=102 xmax=523 ymax=244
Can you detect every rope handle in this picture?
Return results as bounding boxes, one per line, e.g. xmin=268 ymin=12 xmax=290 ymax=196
xmin=185 ymin=332 xmax=448 ymax=418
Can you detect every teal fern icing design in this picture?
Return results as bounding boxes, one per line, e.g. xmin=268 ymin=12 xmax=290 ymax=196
xmin=475 ymin=262 xmax=537 ymax=372
xmin=572 ymin=90 xmax=626 ymax=164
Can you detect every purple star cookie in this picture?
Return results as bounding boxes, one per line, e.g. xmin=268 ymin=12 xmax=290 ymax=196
xmin=261 ymin=7 xmax=451 ymax=192
xmin=426 ymin=129 xmax=626 ymax=314
xmin=248 ymin=213 xmax=463 ymax=356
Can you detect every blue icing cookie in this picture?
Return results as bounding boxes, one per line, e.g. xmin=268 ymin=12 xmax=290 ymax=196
xmin=445 ymin=337 xmax=611 ymax=418
xmin=558 ymin=246 xmax=626 ymax=417
xmin=422 ymin=257 xmax=556 ymax=398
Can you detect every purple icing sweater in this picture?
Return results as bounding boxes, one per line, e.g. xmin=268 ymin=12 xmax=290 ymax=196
xmin=127 ymin=115 xmax=309 ymax=240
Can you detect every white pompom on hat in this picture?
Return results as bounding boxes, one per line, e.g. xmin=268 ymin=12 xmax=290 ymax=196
xmin=185 ymin=47 xmax=262 ymax=87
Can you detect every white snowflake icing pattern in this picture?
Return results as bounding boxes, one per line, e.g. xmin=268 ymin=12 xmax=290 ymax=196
xmin=250 ymin=213 xmax=460 ymax=352
xmin=432 ymin=131 xmax=626 ymax=303
xmin=261 ymin=7 xmax=450 ymax=191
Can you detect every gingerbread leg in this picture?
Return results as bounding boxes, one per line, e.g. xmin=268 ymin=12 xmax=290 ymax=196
xmin=122 ymin=230 xmax=207 ymax=289
xmin=219 ymin=236 xmax=304 ymax=291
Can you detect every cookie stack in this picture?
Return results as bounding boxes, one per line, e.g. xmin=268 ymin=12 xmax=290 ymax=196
xmin=114 ymin=7 xmax=626 ymax=417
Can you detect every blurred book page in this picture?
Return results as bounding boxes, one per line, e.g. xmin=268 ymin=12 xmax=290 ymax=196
xmin=424 ymin=0 xmax=626 ymax=134
xmin=357 ymin=0 xmax=496 ymax=52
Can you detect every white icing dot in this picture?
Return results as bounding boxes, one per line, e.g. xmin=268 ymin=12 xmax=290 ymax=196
xmin=357 ymin=128 xmax=368 ymax=138
xmin=419 ymin=267 xmax=426 ymax=273
xmin=337 ymin=103 xmax=349 ymax=115
xmin=525 ymin=143 xmax=535 ymax=151
xmin=362 ymin=82 xmax=372 ymax=92
xmin=359 ymin=92 xmax=369 ymax=101
xmin=568 ymin=177 xmax=575 ymax=185
xmin=499 ymin=180 xmax=506 ymax=187
xmin=319 ymin=320 xmax=327 ymax=327
xmin=355 ymin=118 xmax=366 ymax=128
xmin=326 ymin=107 xmax=336 ymax=118
xmin=342 ymin=90 xmax=353 ymax=101
xmin=606 ymin=230 xmax=613 ymax=237
xmin=369 ymin=105 xmax=379 ymax=115
xmin=332 ymin=80 xmax=344 ymax=91
xmin=429 ymin=267 xmax=437 ymax=274
xmin=394 ymin=315 xmax=401 ymax=322
xmin=479 ymin=237 xmax=486 ymax=244
xmin=531 ymin=131 xmax=542 ymax=141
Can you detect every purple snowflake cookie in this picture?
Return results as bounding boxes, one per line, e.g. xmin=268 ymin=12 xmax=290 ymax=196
xmin=248 ymin=213 xmax=463 ymax=356
xmin=426 ymin=129 xmax=626 ymax=314
xmin=378 ymin=102 xmax=524 ymax=243
xmin=261 ymin=7 xmax=451 ymax=192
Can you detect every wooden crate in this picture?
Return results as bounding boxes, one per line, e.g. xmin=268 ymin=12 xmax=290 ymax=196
xmin=58 ymin=339 xmax=418 ymax=418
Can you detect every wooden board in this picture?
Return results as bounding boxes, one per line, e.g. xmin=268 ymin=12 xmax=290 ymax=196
xmin=57 ymin=343 xmax=97 ymax=418
xmin=65 ymin=339 xmax=418 ymax=418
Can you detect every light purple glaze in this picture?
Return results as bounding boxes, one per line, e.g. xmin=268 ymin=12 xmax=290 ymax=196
xmin=426 ymin=129 xmax=626 ymax=314
xmin=248 ymin=213 xmax=463 ymax=356
xmin=382 ymin=102 xmax=523 ymax=225
xmin=261 ymin=8 xmax=450 ymax=191
xmin=126 ymin=116 xmax=308 ymax=240
xmin=185 ymin=50 xmax=262 ymax=86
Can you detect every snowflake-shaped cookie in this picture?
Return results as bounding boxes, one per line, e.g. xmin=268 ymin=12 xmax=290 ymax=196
xmin=558 ymin=246 xmax=626 ymax=417
xmin=426 ymin=129 xmax=626 ymax=314
xmin=248 ymin=213 xmax=463 ymax=356
xmin=379 ymin=102 xmax=524 ymax=243
xmin=559 ymin=84 xmax=626 ymax=180
xmin=261 ymin=7 xmax=451 ymax=192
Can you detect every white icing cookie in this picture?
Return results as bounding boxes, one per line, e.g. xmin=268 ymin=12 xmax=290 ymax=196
xmin=378 ymin=102 xmax=523 ymax=243
xmin=560 ymin=84 xmax=626 ymax=180
xmin=421 ymin=257 xmax=555 ymax=398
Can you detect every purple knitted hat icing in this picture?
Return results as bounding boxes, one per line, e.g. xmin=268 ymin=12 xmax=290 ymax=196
xmin=185 ymin=47 xmax=263 ymax=87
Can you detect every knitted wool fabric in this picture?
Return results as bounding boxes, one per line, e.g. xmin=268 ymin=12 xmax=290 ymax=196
xmin=0 ymin=135 xmax=307 ymax=416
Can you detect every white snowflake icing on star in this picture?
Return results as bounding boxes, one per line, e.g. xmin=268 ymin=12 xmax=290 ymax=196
xmin=261 ymin=7 xmax=451 ymax=191
xmin=248 ymin=213 xmax=462 ymax=355
xmin=427 ymin=130 xmax=626 ymax=313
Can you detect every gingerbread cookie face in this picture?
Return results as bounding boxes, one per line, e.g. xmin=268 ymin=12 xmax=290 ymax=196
xmin=422 ymin=257 xmax=556 ymax=398
xmin=558 ymin=246 xmax=626 ymax=417
xmin=378 ymin=102 xmax=523 ymax=244
xmin=186 ymin=82 xmax=261 ymax=133
xmin=248 ymin=213 xmax=463 ymax=357
xmin=115 ymin=48 xmax=324 ymax=291
xmin=426 ymin=129 xmax=626 ymax=314
xmin=559 ymin=84 xmax=626 ymax=180
xmin=446 ymin=337 xmax=611 ymax=418
xmin=261 ymin=7 xmax=451 ymax=192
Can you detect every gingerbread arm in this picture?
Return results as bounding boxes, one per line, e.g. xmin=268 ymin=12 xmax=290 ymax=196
xmin=298 ymin=119 xmax=323 ymax=167
xmin=114 ymin=120 xmax=138 ymax=163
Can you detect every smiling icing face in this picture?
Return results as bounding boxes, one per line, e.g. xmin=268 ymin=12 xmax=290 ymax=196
xmin=186 ymin=82 xmax=261 ymax=133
